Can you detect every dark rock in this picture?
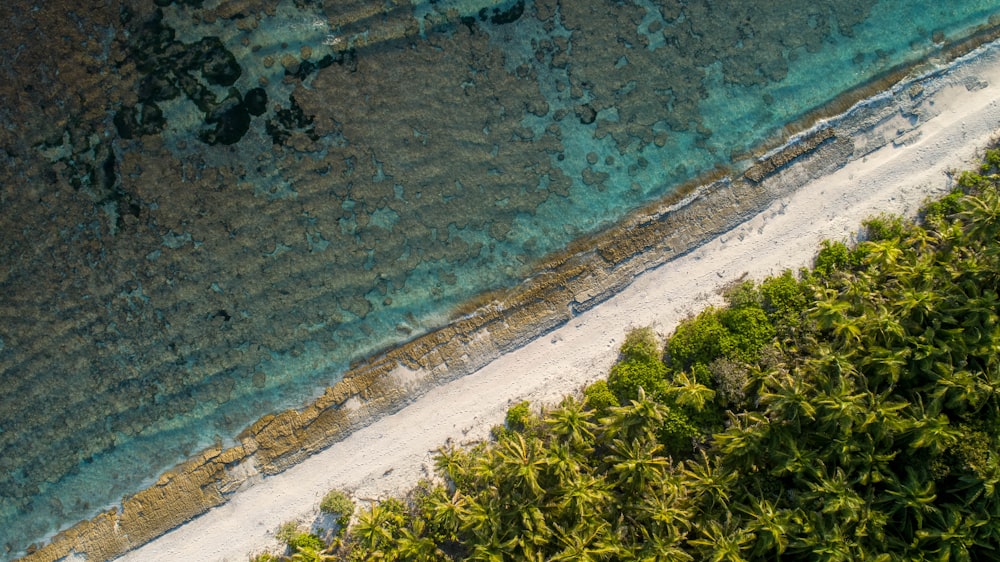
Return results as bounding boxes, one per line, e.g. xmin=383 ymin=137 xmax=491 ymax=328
xmin=176 ymin=71 xmax=216 ymax=111
xmin=200 ymin=91 xmax=251 ymax=146
xmin=482 ymin=0 xmax=524 ymax=25
xmin=138 ymin=71 xmax=179 ymax=102
xmin=576 ymin=104 xmax=597 ymax=125
xmin=244 ymin=87 xmax=268 ymax=116
xmin=195 ymin=37 xmax=242 ymax=87
xmin=113 ymin=102 xmax=165 ymax=139
xmin=265 ymin=95 xmax=318 ymax=145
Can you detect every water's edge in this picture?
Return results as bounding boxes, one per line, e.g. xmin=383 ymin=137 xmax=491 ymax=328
xmin=21 ymin=27 xmax=1000 ymax=562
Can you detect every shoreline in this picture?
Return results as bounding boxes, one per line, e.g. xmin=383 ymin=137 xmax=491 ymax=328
xmin=21 ymin=35 xmax=1000 ymax=562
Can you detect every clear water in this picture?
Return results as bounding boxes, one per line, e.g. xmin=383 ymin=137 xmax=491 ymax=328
xmin=3 ymin=0 xmax=999 ymax=556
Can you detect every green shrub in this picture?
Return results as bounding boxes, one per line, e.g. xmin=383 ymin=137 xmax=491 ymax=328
xmin=983 ymin=147 xmax=1000 ymax=172
xmin=289 ymin=533 xmax=325 ymax=552
xmin=657 ymin=407 xmax=699 ymax=457
xmin=505 ymin=401 xmax=532 ymax=432
xmin=666 ymin=304 xmax=775 ymax=369
xmin=708 ymin=357 xmax=750 ymax=409
xmin=665 ymin=308 xmax=727 ymax=369
xmin=719 ymin=306 xmax=775 ymax=363
xmin=813 ymin=240 xmax=857 ymax=277
xmin=276 ymin=521 xmax=301 ymax=545
xmin=862 ymin=213 xmax=908 ymax=241
xmin=723 ymin=280 xmax=761 ymax=310
xmin=690 ymin=362 xmax=713 ymax=386
xmin=956 ymin=169 xmax=996 ymax=191
xmin=249 ymin=553 xmax=281 ymax=562
xmin=608 ymin=356 xmax=668 ymax=403
xmin=319 ymin=489 xmax=355 ymax=531
xmin=619 ymin=326 xmax=661 ymax=362
xmin=921 ymin=188 xmax=964 ymax=225
xmin=583 ymin=379 xmax=619 ymax=413
xmin=759 ymin=270 xmax=808 ymax=330
xmin=276 ymin=520 xmax=325 ymax=552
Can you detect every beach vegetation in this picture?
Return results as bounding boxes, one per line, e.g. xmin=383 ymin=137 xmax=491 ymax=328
xmin=861 ymin=211 xmax=910 ymax=241
xmin=582 ymin=379 xmax=617 ymax=414
xmin=247 ymin=150 xmax=1000 ymax=562
xmin=503 ymin=400 xmax=532 ymax=432
xmin=319 ymin=489 xmax=355 ymax=532
xmin=812 ymin=238 xmax=859 ymax=277
xmin=618 ymin=325 xmax=660 ymax=361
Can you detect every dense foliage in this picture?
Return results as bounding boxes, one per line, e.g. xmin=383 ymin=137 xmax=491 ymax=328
xmin=258 ymin=151 xmax=1000 ymax=561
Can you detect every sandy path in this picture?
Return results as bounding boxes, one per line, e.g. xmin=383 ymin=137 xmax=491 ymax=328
xmin=116 ymin=44 xmax=1000 ymax=562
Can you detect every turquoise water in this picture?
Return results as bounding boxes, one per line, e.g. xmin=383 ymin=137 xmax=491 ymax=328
xmin=3 ymin=0 xmax=999 ymax=557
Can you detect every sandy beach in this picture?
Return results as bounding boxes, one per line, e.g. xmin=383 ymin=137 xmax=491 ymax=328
xmin=97 ymin=41 xmax=1000 ymax=562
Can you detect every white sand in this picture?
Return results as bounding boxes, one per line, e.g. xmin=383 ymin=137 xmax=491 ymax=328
xmin=117 ymin=44 xmax=1000 ymax=562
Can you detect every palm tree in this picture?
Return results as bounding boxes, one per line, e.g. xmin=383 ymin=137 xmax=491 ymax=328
xmin=496 ymin=432 xmax=548 ymax=499
xmin=682 ymin=450 xmax=736 ymax=513
xmin=688 ymin=512 xmax=752 ymax=562
xmin=805 ymin=465 xmax=864 ymax=524
xmin=738 ymin=496 xmax=791 ymax=556
xmin=664 ymin=370 xmax=717 ymax=412
xmin=548 ymin=520 xmax=621 ymax=561
xmin=881 ymin=466 xmax=939 ymax=534
xmin=605 ymin=437 xmax=670 ymax=497
xmin=550 ymin=470 xmax=613 ymax=524
xmin=420 ymin=486 xmax=465 ymax=541
xmin=905 ymin=397 xmax=960 ymax=455
xmin=915 ymin=509 xmax=984 ymax=561
xmin=395 ymin=518 xmax=448 ymax=562
xmin=434 ymin=443 xmax=470 ymax=488
xmin=351 ymin=502 xmax=401 ymax=555
xmin=757 ymin=368 xmax=816 ymax=428
xmin=959 ymin=188 xmax=1000 ymax=242
xmin=634 ymin=531 xmax=695 ymax=562
xmin=599 ymin=388 xmax=667 ymax=446
xmin=545 ymin=395 xmax=597 ymax=451
xmin=289 ymin=545 xmax=338 ymax=562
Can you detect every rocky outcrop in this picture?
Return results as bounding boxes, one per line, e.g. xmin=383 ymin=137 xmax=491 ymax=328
xmin=743 ymin=128 xmax=836 ymax=183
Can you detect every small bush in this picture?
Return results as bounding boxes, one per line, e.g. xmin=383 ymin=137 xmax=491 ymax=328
xmin=813 ymin=240 xmax=858 ymax=277
xmin=759 ymin=271 xmax=808 ymax=330
xmin=619 ymin=326 xmax=661 ymax=362
xmin=719 ymin=306 xmax=775 ymax=363
xmin=583 ymin=380 xmax=619 ymax=413
xmin=983 ymin=147 xmax=1000 ymax=172
xmin=505 ymin=401 xmax=532 ymax=432
xmin=666 ymin=308 xmax=727 ymax=369
xmin=320 ymin=489 xmax=355 ymax=531
xmin=276 ymin=520 xmax=325 ymax=552
xmin=490 ymin=423 xmax=513 ymax=441
xmin=658 ymin=407 xmax=699 ymax=457
xmin=921 ymin=188 xmax=964 ymax=225
xmin=276 ymin=521 xmax=301 ymax=545
xmin=862 ymin=213 xmax=909 ymax=241
xmin=723 ymin=280 xmax=761 ymax=310
xmin=709 ymin=357 xmax=750 ymax=409
xmin=608 ymin=356 xmax=668 ymax=403
xmin=290 ymin=532 xmax=325 ymax=553
xmin=957 ymin=170 xmax=993 ymax=191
